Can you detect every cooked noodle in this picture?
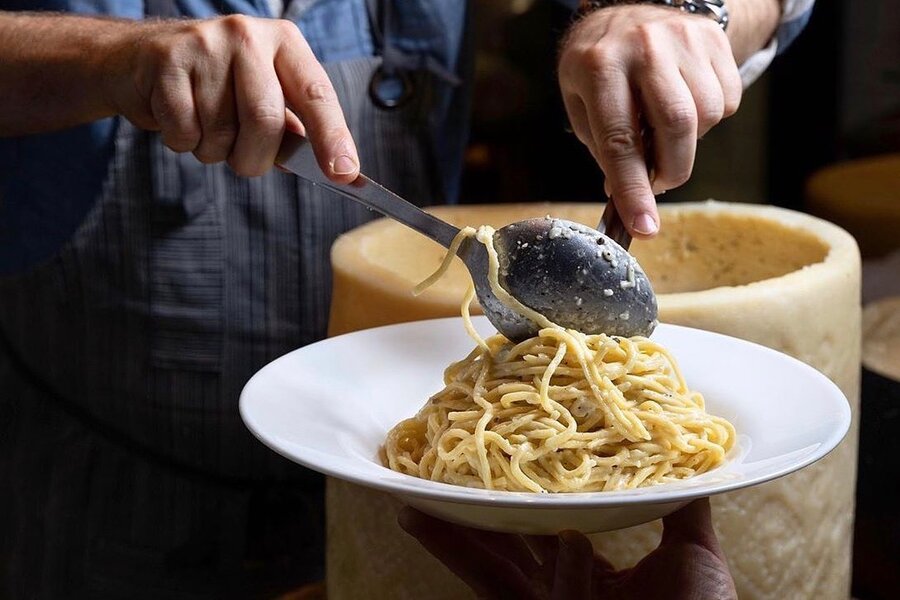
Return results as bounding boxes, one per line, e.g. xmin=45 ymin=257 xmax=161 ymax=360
xmin=382 ymin=226 xmax=735 ymax=492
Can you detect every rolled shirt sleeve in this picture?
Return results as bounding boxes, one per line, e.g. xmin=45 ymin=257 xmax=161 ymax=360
xmin=740 ymin=0 xmax=816 ymax=87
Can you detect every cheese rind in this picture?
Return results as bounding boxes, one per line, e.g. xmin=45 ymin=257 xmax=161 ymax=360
xmin=326 ymin=201 xmax=861 ymax=600
xmin=862 ymin=297 xmax=900 ymax=381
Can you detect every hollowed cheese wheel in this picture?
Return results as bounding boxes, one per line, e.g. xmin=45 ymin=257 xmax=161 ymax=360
xmin=327 ymin=201 xmax=860 ymax=600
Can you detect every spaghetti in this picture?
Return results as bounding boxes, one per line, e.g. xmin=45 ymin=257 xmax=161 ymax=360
xmin=382 ymin=226 xmax=735 ymax=492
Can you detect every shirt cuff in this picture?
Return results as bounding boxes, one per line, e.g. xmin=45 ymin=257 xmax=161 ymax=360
xmin=739 ymin=0 xmax=815 ymax=87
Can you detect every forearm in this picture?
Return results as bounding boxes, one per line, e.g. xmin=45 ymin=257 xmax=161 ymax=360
xmin=725 ymin=0 xmax=782 ymax=65
xmin=0 ymin=12 xmax=136 ymax=136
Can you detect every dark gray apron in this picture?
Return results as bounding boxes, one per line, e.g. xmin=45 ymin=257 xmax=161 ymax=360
xmin=0 ymin=12 xmax=452 ymax=597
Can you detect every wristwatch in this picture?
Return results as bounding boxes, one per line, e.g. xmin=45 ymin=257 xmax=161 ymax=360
xmin=579 ymin=0 xmax=730 ymax=31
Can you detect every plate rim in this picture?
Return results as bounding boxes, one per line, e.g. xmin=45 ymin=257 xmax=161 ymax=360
xmin=240 ymin=317 xmax=852 ymax=508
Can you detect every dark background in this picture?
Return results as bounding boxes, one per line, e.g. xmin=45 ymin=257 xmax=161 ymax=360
xmin=459 ymin=2 xmax=900 ymax=599
xmin=459 ymin=0 xmax=899 ymax=211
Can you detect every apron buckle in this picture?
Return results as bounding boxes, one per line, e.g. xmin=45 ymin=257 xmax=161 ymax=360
xmin=369 ymin=67 xmax=414 ymax=110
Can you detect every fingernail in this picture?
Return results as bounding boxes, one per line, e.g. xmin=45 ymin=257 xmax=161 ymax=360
xmin=331 ymin=154 xmax=358 ymax=175
xmin=633 ymin=213 xmax=658 ymax=235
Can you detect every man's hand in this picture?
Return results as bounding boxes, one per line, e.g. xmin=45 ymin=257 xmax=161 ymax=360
xmin=398 ymin=498 xmax=738 ymax=600
xmin=558 ymin=5 xmax=744 ymax=238
xmin=0 ymin=13 xmax=359 ymax=181
xmin=103 ymin=16 xmax=358 ymax=179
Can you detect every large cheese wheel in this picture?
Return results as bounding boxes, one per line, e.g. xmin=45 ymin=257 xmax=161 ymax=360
xmin=327 ymin=201 xmax=860 ymax=600
xmin=805 ymin=154 xmax=900 ymax=259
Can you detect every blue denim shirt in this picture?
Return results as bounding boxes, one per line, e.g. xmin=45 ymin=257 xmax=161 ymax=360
xmin=0 ymin=0 xmax=813 ymax=274
xmin=0 ymin=0 xmax=468 ymax=273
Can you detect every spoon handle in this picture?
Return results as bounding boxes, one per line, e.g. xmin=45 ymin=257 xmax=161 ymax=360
xmin=277 ymin=132 xmax=461 ymax=249
xmin=598 ymin=200 xmax=632 ymax=250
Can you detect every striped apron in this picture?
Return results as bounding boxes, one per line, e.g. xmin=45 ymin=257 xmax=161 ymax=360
xmin=0 ymin=5 xmax=461 ymax=595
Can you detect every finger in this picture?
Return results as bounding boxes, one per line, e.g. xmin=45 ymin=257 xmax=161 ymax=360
xmin=284 ymin=107 xmax=305 ymax=136
xmin=523 ymin=534 xmax=558 ymax=565
xmin=638 ymin=65 xmax=697 ymax=193
xmin=230 ymin=41 xmax=286 ymax=177
xmin=585 ymin=68 xmax=658 ymax=238
xmin=661 ymin=498 xmax=727 ymax=561
xmin=474 ymin=531 xmax=541 ymax=575
xmin=540 ymin=533 xmax=618 ymax=576
xmin=711 ymin=55 xmax=742 ymax=119
xmin=682 ymin=64 xmax=725 ymax=139
xmin=151 ymin=68 xmax=201 ymax=153
xmin=398 ymin=507 xmax=541 ymax=600
xmin=561 ymin=93 xmax=599 ymax=161
xmin=192 ymin=60 xmax=237 ymax=164
xmin=551 ymin=530 xmax=593 ymax=600
xmin=523 ymin=535 xmax=559 ymax=585
xmin=274 ymin=22 xmax=359 ymax=183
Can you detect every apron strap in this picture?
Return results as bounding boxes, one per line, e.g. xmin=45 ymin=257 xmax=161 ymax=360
xmin=364 ymin=0 xmax=461 ymax=109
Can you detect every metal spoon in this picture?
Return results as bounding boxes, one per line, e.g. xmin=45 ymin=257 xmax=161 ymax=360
xmin=277 ymin=133 xmax=657 ymax=341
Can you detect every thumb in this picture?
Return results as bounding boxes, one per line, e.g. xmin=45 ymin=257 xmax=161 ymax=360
xmin=661 ymin=498 xmax=726 ymax=560
xmin=551 ymin=530 xmax=593 ymax=600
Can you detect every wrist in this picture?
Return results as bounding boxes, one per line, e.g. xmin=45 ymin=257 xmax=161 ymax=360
xmin=721 ymin=0 xmax=781 ymax=65
xmin=91 ymin=19 xmax=149 ymax=118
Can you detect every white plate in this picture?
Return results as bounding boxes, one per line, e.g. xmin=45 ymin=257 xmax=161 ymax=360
xmin=240 ymin=317 xmax=851 ymax=534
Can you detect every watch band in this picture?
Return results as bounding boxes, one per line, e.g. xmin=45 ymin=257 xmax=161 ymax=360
xmin=579 ymin=0 xmax=730 ymax=31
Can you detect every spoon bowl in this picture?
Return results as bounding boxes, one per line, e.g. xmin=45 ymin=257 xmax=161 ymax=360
xmin=487 ymin=217 xmax=657 ymax=340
